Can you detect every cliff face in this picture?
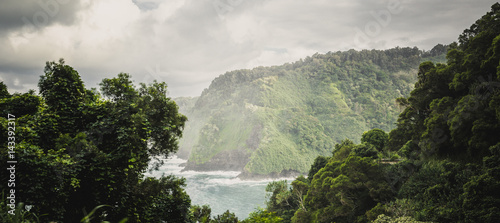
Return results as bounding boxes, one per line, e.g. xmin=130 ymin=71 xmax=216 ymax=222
xmin=175 ymin=47 xmax=447 ymax=177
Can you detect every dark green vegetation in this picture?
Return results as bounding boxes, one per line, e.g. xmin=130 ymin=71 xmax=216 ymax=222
xmin=0 ymin=60 xmax=190 ymax=222
xmin=178 ymin=43 xmax=447 ymax=177
xmin=255 ymin=3 xmax=500 ymax=223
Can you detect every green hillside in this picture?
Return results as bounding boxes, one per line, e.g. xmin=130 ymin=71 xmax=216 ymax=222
xmin=178 ymin=46 xmax=447 ymax=176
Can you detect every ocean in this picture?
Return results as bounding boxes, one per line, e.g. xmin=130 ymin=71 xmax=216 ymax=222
xmin=146 ymin=155 xmax=292 ymax=220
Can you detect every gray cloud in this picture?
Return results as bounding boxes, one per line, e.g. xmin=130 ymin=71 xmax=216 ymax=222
xmin=0 ymin=0 xmax=498 ymax=97
xmin=0 ymin=0 xmax=83 ymax=36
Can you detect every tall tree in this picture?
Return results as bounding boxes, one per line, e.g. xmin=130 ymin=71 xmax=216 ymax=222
xmin=38 ymin=59 xmax=87 ymax=134
xmin=1 ymin=61 xmax=189 ymax=222
xmin=361 ymin=128 xmax=388 ymax=151
xmin=0 ymin=81 xmax=9 ymax=99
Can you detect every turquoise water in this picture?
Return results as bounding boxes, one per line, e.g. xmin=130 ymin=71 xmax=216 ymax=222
xmin=146 ymin=156 xmax=291 ymax=220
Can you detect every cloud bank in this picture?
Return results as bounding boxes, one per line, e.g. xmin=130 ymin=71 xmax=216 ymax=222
xmin=0 ymin=0 xmax=497 ymax=96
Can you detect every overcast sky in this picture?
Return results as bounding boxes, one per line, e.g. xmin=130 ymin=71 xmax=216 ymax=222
xmin=0 ymin=0 xmax=498 ymax=97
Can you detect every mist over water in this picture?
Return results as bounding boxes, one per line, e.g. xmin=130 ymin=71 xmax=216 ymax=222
xmin=146 ymin=156 xmax=291 ymax=219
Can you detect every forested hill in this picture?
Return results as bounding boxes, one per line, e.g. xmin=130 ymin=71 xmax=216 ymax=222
xmin=267 ymin=4 xmax=500 ymax=222
xmin=177 ymin=45 xmax=447 ymax=177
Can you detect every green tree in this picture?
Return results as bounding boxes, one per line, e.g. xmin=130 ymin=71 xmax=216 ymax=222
xmin=332 ymin=139 xmax=355 ymax=161
xmin=0 ymin=90 xmax=42 ymax=118
xmin=307 ymin=156 xmax=329 ymax=180
xmin=266 ymin=180 xmax=295 ymax=222
xmin=352 ymin=143 xmax=379 ymax=159
xmin=192 ymin=204 xmax=212 ymax=223
xmin=365 ymin=203 xmax=387 ymax=221
xmin=462 ymin=143 xmax=500 ymax=222
xmin=0 ymin=61 xmax=189 ymax=222
xmin=361 ymin=128 xmax=388 ymax=151
xmin=38 ymin=58 xmax=87 ymax=135
xmin=242 ymin=208 xmax=283 ymax=223
xmin=397 ymin=140 xmax=420 ymax=160
xmin=264 ymin=177 xmax=310 ymax=223
xmin=298 ymin=155 xmax=392 ymax=223
xmin=130 ymin=176 xmax=192 ymax=222
xmin=211 ymin=210 xmax=239 ymax=223
xmin=290 ymin=176 xmax=309 ymax=213
xmin=0 ymin=82 xmax=10 ymax=99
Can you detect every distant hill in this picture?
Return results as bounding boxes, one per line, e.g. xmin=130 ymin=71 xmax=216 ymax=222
xmin=175 ymin=45 xmax=447 ymax=178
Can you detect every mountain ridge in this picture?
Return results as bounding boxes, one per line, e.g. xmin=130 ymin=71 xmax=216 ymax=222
xmin=175 ymin=46 xmax=448 ymax=178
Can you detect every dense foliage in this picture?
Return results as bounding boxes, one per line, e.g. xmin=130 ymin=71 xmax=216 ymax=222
xmin=0 ymin=60 xmax=189 ymax=222
xmin=259 ymin=3 xmax=500 ymax=223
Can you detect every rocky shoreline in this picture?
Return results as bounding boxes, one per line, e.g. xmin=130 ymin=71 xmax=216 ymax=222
xmin=177 ymin=149 xmax=305 ymax=180
xmin=236 ymin=169 xmax=304 ymax=180
xmin=181 ymin=161 xmax=303 ymax=180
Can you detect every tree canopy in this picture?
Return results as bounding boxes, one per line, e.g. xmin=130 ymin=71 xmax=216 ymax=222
xmin=0 ymin=60 xmax=189 ymax=222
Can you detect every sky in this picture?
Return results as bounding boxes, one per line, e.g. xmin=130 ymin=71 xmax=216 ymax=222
xmin=0 ymin=0 xmax=498 ymax=97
